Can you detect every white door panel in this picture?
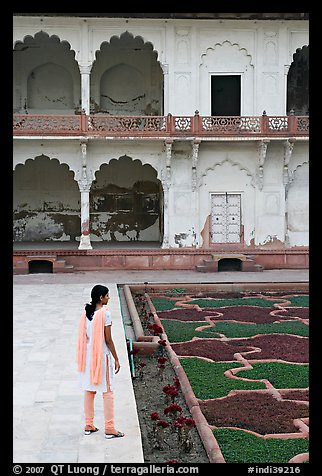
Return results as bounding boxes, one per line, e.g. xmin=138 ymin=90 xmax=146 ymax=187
xmin=211 ymin=193 xmax=241 ymax=243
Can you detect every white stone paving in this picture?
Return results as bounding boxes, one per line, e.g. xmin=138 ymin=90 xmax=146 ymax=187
xmin=13 ymin=281 xmax=144 ymax=463
xmin=13 ymin=268 xmax=309 ymax=464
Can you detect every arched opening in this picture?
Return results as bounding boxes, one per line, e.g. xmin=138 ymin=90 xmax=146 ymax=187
xmin=13 ymin=155 xmax=80 ymax=244
xmin=28 ymin=260 xmax=53 ymax=274
xmin=287 ymin=46 xmax=309 ymax=115
xmin=27 ymin=62 xmax=74 ymax=110
xmin=91 ymin=31 xmax=163 ymax=115
xmin=90 ymin=156 xmax=163 ymax=245
xmin=13 ymin=31 xmax=80 ymax=114
xmin=218 ymin=258 xmax=242 ymax=271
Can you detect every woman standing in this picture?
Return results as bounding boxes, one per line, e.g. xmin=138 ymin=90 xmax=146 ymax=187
xmin=77 ymin=284 xmax=124 ymax=438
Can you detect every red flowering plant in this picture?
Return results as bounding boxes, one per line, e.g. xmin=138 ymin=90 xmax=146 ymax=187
xmin=164 ymin=403 xmax=183 ymax=422
xmin=133 ymin=293 xmax=148 ymax=317
xmin=173 ymin=376 xmax=180 ymax=390
xmin=150 ymin=411 xmax=160 ymax=434
xmin=157 ymin=339 xmax=167 ymax=357
xmin=162 ymin=384 xmax=179 ymax=404
xmin=157 ymin=357 xmax=168 ymax=381
xmin=154 ymin=419 xmax=170 ymax=450
xmin=173 ymin=416 xmax=196 ymax=452
xmin=148 ymin=323 xmax=163 ymax=337
xmin=142 ymin=311 xmax=155 ymax=330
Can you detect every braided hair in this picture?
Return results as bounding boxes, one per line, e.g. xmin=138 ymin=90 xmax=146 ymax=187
xmin=85 ymin=284 xmax=109 ymax=321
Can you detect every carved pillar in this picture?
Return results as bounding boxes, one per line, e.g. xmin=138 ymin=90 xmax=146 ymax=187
xmin=79 ymin=64 xmax=91 ymax=115
xmin=76 ymin=140 xmax=94 ymax=249
xmin=257 ymin=140 xmax=270 ymax=190
xmin=161 ymin=139 xmax=173 ymax=248
xmin=191 ymin=139 xmax=201 ymax=247
xmin=161 ymin=63 xmax=169 ymax=115
xmin=283 ymin=139 xmax=295 ymax=245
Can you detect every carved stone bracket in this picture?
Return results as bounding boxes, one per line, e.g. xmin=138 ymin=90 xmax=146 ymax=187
xmin=283 ymin=139 xmax=295 ymax=186
xmin=160 ymin=63 xmax=169 ymax=75
xmin=191 ymin=139 xmax=201 ymax=191
xmin=75 ymin=140 xmax=95 ymax=192
xmin=257 ymin=139 xmax=270 ymax=190
xmin=164 ymin=139 xmax=173 ymax=187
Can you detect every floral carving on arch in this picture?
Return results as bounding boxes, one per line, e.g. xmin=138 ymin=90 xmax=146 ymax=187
xmin=200 ymin=158 xmax=254 ymax=189
xmin=200 ymin=40 xmax=253 ymax=68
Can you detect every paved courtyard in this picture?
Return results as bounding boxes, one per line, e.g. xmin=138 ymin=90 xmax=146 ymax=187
xmin=13 ymin=269 xmax=308 ymax=463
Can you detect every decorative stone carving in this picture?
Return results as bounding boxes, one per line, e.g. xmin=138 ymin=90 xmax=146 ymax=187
xmin=160 ymin=63 xmax=169 ymax=75
xmin=191 ymin=139 xmax=200 ymax=192
xmin=256 ymin=140 xmax=270 ymax=190
xmin=283 ymin=139 xmax=295 ymax=186
xmin=164 ymin=139 xmax=173 ymax=186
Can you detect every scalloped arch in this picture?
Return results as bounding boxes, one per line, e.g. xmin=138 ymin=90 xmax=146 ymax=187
xmin=200 ymin=39 xmax=253 ymax=67
xmin=13 ymin=154 xmax=77 ymax=181
xmin=14 ymin=30 xmax=75 ymax=55
xmin=200 ymin=158 xmax=254 ymax=183
xmin=95 ymin=31 xmax=160 ymax=63
xmin=290 ymin=160 xmax=309 ymax=177
xmin=94 ymin=155 xmax=159 ymax=180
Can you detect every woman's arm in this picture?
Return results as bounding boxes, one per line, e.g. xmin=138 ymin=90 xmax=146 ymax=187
xmin=104 ymin=325 xmax=120 ymax=373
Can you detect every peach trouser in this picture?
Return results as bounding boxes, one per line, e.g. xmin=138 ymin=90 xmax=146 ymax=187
xmin=84 ymin=356 xmax=115 ymax=432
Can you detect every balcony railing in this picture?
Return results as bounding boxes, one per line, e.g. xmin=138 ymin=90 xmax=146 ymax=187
xmin=13 ymin=111 xmax=309 ymax=138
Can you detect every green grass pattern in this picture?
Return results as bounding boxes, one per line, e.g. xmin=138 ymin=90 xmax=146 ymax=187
xmin=213 ymin=428 xmax=309 ymax=463
xmin=151 ymin=297 xmax=178 ymax=311
xmin=161 ymin=320 xmax=221 ymax=341
xmin=241 ymin=362 xmax=309 ymax=389
xmin=283 ymin=295 xmax=309 ymax=307
xmin=161 ymin=319 xmax=309 ymax=341
xmin=179 ymin=358 xmax=266 ymax=399
xmin=189 ymin=297 xmax=276 ymax=308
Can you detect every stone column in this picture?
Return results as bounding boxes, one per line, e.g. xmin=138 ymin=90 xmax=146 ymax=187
xmin=161 ymin=139 xmax=173 ymax=248
xmin=161 ymin=63 xmax=169 ymax=115
xmin=79 ymin=64 xmax=91 ymax=115
xmin=283 ymin=139 xmax=295 ymax=245
xmin=191 ymin=139 xmax=201 ymax=247
xmin=76 ymin=140 xmax=94 ymax=250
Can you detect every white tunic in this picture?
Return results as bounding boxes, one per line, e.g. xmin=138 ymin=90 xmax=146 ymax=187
xmin=79 ymin=309 xmax=114 ymax=393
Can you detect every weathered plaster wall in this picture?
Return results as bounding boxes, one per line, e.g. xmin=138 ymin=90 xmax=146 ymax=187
xmin=13 ymin=155 xmax=80 ymax=241
xmin=13 ymin=16 xmax=309 ymax=116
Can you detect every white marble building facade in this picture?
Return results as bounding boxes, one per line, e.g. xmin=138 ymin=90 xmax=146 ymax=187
xmin=13 ymin=14 xmax=309 ymax=254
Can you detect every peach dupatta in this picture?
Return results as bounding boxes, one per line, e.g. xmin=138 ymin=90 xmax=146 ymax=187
xmin=77 ymin=307 xmax=105 ymax=386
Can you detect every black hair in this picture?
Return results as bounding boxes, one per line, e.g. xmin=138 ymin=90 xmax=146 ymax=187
xmin=85 ymin=284 xmax=109 ymax=321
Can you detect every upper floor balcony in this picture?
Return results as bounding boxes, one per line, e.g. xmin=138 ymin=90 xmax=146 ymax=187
xmin=13 ymin=111 xmax=309 ymax=140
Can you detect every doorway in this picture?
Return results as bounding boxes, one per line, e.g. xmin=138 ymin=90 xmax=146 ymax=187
xmin=210 ymin=193 xmax=241 ymax=243
xmin=211 ymin=75 xmax=241 ymax=116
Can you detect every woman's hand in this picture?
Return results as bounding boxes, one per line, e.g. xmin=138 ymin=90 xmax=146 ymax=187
xmin=114 ymin=358 xmax=121 ymax=374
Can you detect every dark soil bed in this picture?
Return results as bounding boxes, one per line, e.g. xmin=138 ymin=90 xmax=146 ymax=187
xmin=131 ymin=353 xmax=210 ymax=463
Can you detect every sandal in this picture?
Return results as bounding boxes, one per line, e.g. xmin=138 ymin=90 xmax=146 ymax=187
xmin=105 ymin=430 xmax=125 ymax=439
xmin=84 ymin=426 xmax=99 ymax=435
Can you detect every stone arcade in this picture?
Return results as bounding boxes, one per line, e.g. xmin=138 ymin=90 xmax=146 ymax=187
xmin=13 ymin=13 xmax=309 ymax=273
